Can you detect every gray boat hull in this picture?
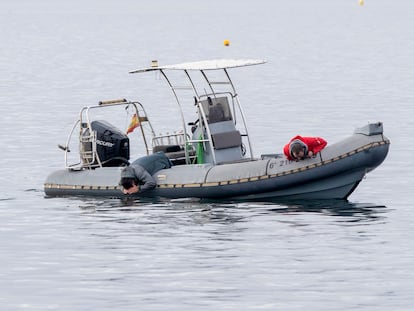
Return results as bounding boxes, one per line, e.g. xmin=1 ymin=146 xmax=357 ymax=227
xmin=44 ymin=125 xmax=390 ymax=201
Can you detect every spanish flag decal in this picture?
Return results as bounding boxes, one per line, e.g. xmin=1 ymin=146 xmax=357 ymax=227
xmin=126 ymin=113 xmax=140 ymax=134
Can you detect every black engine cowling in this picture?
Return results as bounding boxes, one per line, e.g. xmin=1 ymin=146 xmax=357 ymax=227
xmin=81 ymin=120 xmax=130 ymax=167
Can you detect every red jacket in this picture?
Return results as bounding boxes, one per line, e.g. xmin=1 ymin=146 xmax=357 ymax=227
xmin=283 ymin=135 xmax=327 ymax=160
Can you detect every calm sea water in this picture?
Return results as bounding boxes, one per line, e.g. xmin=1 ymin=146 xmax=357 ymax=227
xmin=1 ymin=0 xmax=414 ymax=310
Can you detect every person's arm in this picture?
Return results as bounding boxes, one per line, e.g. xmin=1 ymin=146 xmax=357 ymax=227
xmin=307 ymin=137 xmax=327 ymax=156
xmin=131 ymin=165 xmax=157 ymax=192
xmin=283 ymin=143 xmax=294 ymax=160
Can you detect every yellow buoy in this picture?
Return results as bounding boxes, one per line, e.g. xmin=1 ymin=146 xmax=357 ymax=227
xmin=223 ymin=39 xmax=230 ymax=46
xmin=359 ymin=0 xmax=364 ymax=6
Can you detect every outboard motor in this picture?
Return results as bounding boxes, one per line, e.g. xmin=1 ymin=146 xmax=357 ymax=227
xmin=81 ymin=120 xmax=130 ymax=167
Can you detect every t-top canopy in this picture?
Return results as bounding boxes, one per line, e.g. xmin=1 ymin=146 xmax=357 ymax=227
xmin=129 ymin=59 xmax=266 ymax=74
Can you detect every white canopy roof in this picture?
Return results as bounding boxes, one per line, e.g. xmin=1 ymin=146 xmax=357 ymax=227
xmin=129 ymin=59 xmax=266 ymax=74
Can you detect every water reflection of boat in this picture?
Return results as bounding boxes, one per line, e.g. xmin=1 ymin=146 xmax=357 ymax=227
xmin=44 ymin=59 xmax=390 ymax=200
xmin=266 ymin=200 xmax=387 ymax=220
xmin=76 ymin=199 xmax=387 ymax=226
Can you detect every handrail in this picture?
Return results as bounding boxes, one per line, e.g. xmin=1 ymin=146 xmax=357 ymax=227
xmin=62 ymin=100 xmax=156 ymax=169
xmin=99 ymin=98 xmax=127 ymax=105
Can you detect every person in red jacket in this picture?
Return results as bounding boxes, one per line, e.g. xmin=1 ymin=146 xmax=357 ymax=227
xmin=283 ymin=135 xmax=327 ymax=161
